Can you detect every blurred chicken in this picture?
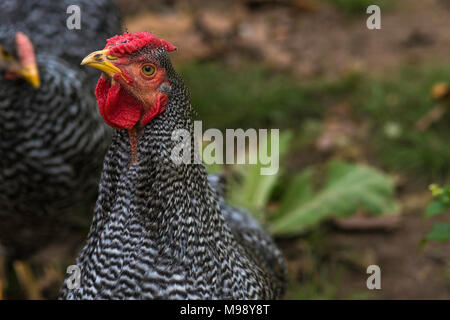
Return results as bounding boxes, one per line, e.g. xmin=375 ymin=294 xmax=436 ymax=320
xmin=0 ymin=0 xmax=121 ymax=294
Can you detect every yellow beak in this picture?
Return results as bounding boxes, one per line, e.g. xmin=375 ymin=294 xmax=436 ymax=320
xmin=81 ymin=49 xmax=127 ymax=82
xmin=19 ymin=62 xmax=40 ymax=89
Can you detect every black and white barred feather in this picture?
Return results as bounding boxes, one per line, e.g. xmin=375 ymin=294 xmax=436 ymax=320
xmin=0 ymin=0 xmax=121 ymax=258
xmin=0 ymin=56 xmax=109 ymax=258
xmin=0 ymin=0 xmax=122 ymax=87
xmin=60 ymin=49 xmax=286 ymax=299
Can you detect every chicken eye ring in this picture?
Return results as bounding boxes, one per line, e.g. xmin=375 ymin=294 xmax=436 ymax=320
xmin=141 ymin=64 xmax=156 ymax=78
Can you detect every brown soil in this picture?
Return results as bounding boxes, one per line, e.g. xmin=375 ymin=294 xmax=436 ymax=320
xmin=278 ymin=198 xmax=450 ymax=299
xmin=331 ymin=209 xmax=450 ymax=299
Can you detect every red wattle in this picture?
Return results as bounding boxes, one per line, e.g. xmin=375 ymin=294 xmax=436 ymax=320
xmin=95 ymin=77 xmax=142 ymax=130
xmin=141 ymin=93 xmax=168 ymax=125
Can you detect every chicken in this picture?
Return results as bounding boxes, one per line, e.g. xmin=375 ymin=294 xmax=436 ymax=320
xmin=0 ymin=0 xmax=121 ymax=87
xmin=60 ymin=32 xmax=287 ymax=299
xmin=0 ymin=0 xmax=121 ymax=259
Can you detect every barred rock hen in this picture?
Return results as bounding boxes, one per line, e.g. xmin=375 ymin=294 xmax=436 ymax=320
xmin=0 ymin=0 xmax=121 ymax=259
xmin=60 ymin=32 xmax=287 ymax=299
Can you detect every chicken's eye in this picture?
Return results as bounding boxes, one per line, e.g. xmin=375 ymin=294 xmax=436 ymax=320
xmin=141 ymin=64 xmax=156 ymax=78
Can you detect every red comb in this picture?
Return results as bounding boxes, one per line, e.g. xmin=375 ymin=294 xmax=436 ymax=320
xmin=105 ymin=32 xmax=176 ymax=57
xmin=16 ymin=32 xmax=36 ymax=67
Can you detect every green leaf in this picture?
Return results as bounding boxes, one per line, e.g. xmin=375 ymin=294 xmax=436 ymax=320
xmin=424 ymin=200 xmax=448 ymax=218
xmin=228 ymin=131 xmax=292 ymax=221
xmin=425 ymin=223 xmax=450 ymax=243
xmin=269 ymin=161 xmax=400 ymax=236
xmin=274 ymin=168 xmax=314 ymax=218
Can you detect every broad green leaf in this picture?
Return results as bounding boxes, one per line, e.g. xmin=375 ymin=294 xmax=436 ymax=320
xmin=425 ymin=223 xmax=450 ymax=242
xmin=424 ymin=200 xmax=448 ymax=218
xmin=273 ymin=168 xmax=314 ymax=219
xmin=269 ymin=161 xmax=400 ymax=236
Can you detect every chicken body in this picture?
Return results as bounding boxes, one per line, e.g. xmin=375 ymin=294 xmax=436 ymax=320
xmin=0 ymin=55 xmax=108 ymax=257
xmin=61 ymin=38 xmax=287 ymax=299
xmin=0 ymin=0 xmax=121 ymax=258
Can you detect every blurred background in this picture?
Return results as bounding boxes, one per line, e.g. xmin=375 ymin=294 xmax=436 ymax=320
xmin=2 ymin=0 xmax=450 ymax=299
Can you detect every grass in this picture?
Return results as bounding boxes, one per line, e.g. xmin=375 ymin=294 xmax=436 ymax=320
xmin=353 ymin=64 xmax=450 ymax=180
xmin=180 ymin=62 xmax=341 ymax=130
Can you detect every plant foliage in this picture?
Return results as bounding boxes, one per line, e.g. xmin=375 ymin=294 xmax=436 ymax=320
xmin=225 ymin=132 xmax=400 ymax=237
xmin=423 ymin=184 xmax=450 ymax=243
